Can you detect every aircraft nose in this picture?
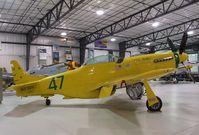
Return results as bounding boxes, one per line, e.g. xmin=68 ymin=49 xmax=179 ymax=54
xmin=180 ymin=53 xmax=188 ymax=63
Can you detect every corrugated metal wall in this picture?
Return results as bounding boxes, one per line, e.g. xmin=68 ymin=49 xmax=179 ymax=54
xmin=56 ymin=47 xmax=80 ymax=62
xmin=0 ymin=33 xmax=129 ymax=72
xmin=30 ymin=46 xmax=53 ymax=68
xmin=0 ymin=33 xmax=26 ymax=72
xmin=0 ymin=33 xmax=80 ymax=72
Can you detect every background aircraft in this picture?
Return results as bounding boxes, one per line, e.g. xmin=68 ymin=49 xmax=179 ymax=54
xmin=7 ymin=33 xmax=189 ymax=112
xmin=0 ymin=68 xmax=13 ymax=89
xmin=28 ymin=63 xmax=67 ymax=76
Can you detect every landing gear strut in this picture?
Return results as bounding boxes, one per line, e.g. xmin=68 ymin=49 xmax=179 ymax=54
xmin=143 ymin=80 xmax=162 ymax=112
xmin=45 ymin=98 xmax=51 ymax=106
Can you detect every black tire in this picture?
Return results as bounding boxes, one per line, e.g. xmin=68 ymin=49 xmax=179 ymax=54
xmin=46 ymin=99 xmax=51 ymax=106
xmin=146 ymin=96 xmax=162 ymax=112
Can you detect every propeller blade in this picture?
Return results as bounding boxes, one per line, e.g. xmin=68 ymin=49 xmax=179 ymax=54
xmin=179 ymin=33 xmax=188 ymax=54
xmin=181 ymin=62 xmax=195 ymax=83
xmin=167 ymin=38 xmax=177 ymax=52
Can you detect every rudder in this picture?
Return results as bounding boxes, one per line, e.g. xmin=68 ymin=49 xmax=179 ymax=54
xmin=11 ymin=60 xmax=45 ymax=85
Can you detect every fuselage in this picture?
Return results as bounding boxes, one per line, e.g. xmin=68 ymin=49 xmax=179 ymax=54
xmin=14 ymin=51 xmax=187 ymax=99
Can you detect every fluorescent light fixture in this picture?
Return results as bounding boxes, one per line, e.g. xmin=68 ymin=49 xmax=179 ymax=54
xmin=96 ymin=10 xmax=104 ymax=15
xmin=61 ymin=38 xmax=66 ymax=41
xmin=110 ymin=38 xmax=116 ymax=42
xmin=187 ymin=31 xmax=194 ymax=35
xmin=61 ymin=32 xmax=67 ymax=36
xmin=146 ymin=43 xmax=151 ymax=46
xmin=152 ymin=22 xmax=160 ymax=27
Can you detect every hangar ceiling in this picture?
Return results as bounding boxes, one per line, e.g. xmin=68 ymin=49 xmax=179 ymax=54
xmin=0 ymin=0 xmax=199 ymax=51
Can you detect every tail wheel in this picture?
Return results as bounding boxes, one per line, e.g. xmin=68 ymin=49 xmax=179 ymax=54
xmin=146 ymin=96 xmax=162 ymax=112
xmin=46 ymin=99 xmax=51 ymax=106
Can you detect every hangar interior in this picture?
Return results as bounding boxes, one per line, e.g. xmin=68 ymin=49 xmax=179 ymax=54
xmin=0 ymin=0 xmax=199 ymax=135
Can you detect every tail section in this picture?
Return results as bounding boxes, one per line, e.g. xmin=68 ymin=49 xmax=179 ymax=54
xmin=11 ymin=60 xmax=45 ymax=85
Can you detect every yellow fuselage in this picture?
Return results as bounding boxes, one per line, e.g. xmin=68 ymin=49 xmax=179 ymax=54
xmin=13 ymin=52 xmax=185 ymax=99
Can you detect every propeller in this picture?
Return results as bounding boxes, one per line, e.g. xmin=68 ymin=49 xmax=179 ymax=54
xmin=167 ymin=32 xmax=195 ymax=83
xmin=167 ymin=38 xmax=177 ymax=52
xmin=181 ymin=62 xmax=195 ymax=83
xmin=179 ymin=32 xmax=188 ymax=54
xmin=167 ymin=32 xmax=188 ymax=54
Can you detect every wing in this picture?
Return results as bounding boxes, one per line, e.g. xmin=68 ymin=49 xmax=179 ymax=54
xmin=103 ymin=68 xmax=176 ymax=86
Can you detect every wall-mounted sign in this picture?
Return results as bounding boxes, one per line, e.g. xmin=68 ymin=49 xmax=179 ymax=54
xmin=52 ymin=51 xmax=60 ymax=64
xmin=94 ymin=40 xmax=109 ymax=48
xmin=38 ymin=49 xmax=47 ymax=65
xmin=65 ymin=50 xmax=72 ymax=61
xmin=39 ymin=49 xmax=47 ymax=60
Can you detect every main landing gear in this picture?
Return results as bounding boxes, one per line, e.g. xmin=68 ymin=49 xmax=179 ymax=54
xmin=143 ymin=80 xmax=162 ymax=112
xmin=45 ymin=97 xmax=51 ymax=106
xmin=126 ymin=82 xmax=144 ymax=100
xmin=146 ymin=96 xmax=162 ymax=112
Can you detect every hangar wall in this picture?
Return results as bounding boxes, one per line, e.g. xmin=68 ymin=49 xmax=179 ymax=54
xmin=0 ymin=32 xmax=126 ymax=72
xmin=0 ymin=32 xmax=132 ymax=72
xmin=32 ymin=36 xmax=80 ymax=63
xmin=0 ymin=33 xmax=26 ymax=72
xmin=85 ymin=42 xmax=131 ymax=61
xmin=0 ymin=33 xmax=80 ymax=72
xmin=126 ymin=47 xmax=141 ymax=56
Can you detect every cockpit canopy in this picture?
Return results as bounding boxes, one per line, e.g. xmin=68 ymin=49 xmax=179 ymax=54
xmin=83 ymin=54 xmax=119 ymax=65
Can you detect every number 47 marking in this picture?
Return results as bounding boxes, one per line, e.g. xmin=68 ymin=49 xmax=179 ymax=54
xmin=48 ymin=75 xmax=64 ymax=90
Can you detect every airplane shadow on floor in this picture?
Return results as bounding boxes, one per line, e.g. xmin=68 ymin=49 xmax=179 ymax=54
xmin=4 ymin=95 xmax=165 ymax=127
xmin=4 ymin=100 xmax=45 ymax=117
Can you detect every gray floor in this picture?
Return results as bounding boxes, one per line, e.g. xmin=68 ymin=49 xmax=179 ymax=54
xmin=0 ymin=81 xmax=199 ymax=135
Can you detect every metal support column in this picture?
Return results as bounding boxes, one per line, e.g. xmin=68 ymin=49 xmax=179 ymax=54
xmin=79 ymin=38 xmax=87 ymax=65
xmin=26 ymin=34 xmax=31 ymax=70
xmin=0 ymin=68 xmax=3 ymax=104
xmin=119 ymin=42 xmax=126 ymax=58
xmin=149 ymin=46 xmax=155 ymax=54
xmin=198 ymin=51 xmax=199 ymax=73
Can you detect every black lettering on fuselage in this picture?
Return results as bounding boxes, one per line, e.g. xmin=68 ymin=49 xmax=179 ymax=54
xmin=154 ymin=56 xmax=174 ymax=63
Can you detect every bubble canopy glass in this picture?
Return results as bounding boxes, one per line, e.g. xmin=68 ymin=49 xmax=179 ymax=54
xmin=83 ymin=54 xmax=119 ymax=65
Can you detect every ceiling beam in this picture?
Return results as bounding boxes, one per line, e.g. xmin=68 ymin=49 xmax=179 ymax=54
xmin=123 ymin=17 xmax=199 ymax=49
xmin=154 ymin=34 xmax=199 ymax=51
xmin=0 ymin=20 xmax=93 ymax=34
xmin=80 ymin=0 xmax=198 ymax=45
xmin=0 ymin=19 xmax=131 ymax=40
xmin=27 ymin=0 xmax=88 ymax=43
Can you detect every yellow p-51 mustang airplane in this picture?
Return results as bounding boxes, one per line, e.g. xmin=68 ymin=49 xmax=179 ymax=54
xmin=8 ymin=33 xmax=189 ymax=112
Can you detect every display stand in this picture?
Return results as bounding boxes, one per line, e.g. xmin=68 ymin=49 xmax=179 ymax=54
xmin=0 ymin=68 xmax=3 ymax=104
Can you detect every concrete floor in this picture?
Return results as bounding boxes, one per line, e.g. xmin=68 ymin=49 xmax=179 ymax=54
xmin=0 ymin=81 xmax=199 ymax=135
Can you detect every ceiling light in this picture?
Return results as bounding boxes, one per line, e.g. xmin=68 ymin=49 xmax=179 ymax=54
xmin=187 ymin=31 xmax=194 ymax=35
xmin=97 ymin=0 xmax=101 ymax=3
xmin=146 ymin=43 xmax=151 ymax=46
xmin=61 ymin=38 xmax=66 ymax=41
xmin=96 ymin=10 xmax=104 ymax=15
xmin=61 ymin=32 xmax=67 ymax=36
xmin=152 ymin=22 xmax=160 ymax=27
xmin=110 ymin=38 xmax=116 ymax=42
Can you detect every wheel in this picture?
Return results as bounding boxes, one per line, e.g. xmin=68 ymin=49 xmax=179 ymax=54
xmin=146 ymin=96 xmax=162 ymax=112
xmin=46 ymin=99 xmax=51 ymax=106
xmin=126 ymin=83 xmax=144 ymax=100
